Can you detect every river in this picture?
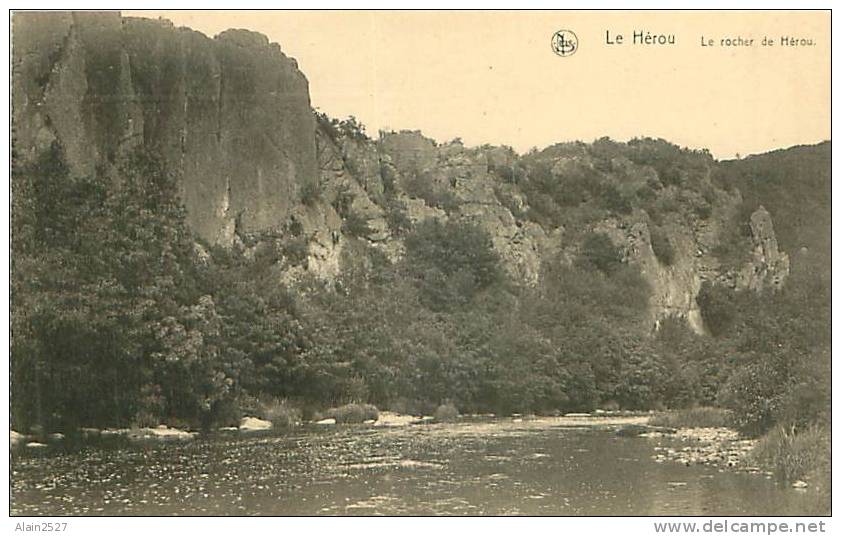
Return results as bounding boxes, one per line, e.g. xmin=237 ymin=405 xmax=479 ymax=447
xmin=10 ymin=416 xmax=820 ymax=516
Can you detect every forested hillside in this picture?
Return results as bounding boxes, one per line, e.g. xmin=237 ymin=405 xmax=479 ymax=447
xmin=11 ymin=132 xmax=830 ymax=439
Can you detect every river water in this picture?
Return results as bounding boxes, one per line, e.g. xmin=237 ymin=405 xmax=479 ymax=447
xmin=10 ymin=417 xmax=820 ymax=516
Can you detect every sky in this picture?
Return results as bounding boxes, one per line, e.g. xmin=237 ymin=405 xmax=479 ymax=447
xmin=124 ymin=10 xmax=830 ymax=159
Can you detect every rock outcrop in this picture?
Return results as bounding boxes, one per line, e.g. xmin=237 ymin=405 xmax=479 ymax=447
xmin=12 ymin=12 xmax=317 ymax=245
xmin=13 ymin=12 xmax=792 ymax=336
xmin=305 ymin=123 xmax=792 ymax=334
xmin=738 ymin=206 xmax=791 ymax=291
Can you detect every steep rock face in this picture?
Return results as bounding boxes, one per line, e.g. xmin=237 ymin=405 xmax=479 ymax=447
xmin=378 ymin=131 xmax=438 ymax=184
xmin=586 ymin=196 xmax=792 ymax=334
xmin=308 ymin=126 xmax=792 ymax=335
xmin=737 ymin=206 xmax=791 ymax=291
xmin=592 ymin=217 xmax=709 ymax=333
xmin=377 ymin=132 xmax=547 ymax=285
xmin=12 ymin=12 xmax=317 ymax=245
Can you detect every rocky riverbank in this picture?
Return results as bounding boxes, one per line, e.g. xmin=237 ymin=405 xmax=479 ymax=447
xmin=648 ymin=427 xmax=768 ymax=475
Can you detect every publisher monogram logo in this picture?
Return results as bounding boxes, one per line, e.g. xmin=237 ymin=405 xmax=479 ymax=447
xmin=551 ymin=30 xmax=578 ymax=57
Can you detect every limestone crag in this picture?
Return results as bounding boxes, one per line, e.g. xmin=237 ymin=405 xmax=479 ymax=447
xmin=592 ymin=217 xmax=709 ymax=333
xmin=297 ymin=122 xmax=792 ymax=333
xmin=738 ymin=206 xmax=791 ymax=291
xmin=13 ymin=11 xmax=317 ymax=245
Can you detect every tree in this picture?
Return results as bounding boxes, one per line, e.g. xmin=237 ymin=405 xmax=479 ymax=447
xmin=403 ymin=220 xmax=505 ymax=311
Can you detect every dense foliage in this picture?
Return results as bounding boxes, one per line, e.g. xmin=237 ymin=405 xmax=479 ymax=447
xmin=10 ymin=137 xmax=830 ymax=443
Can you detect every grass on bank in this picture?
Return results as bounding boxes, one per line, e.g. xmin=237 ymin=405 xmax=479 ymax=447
xmin=749 ymin=424 xmax=830 ymax=482
xmin=258 ymin=398 xmax=302 ymax=429
xmin=749 ymin=424 xmax=830 ymax=515
xmin=651 ymin=407 xmax=830 ymax=514
xmin=648 ymin=407 xmax=734 ymax=428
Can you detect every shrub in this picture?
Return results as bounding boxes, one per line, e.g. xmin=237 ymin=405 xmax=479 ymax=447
xmin=337 ymin=115 xmax=368 ymax=141
xmin=380 ymin=164 xmax=398 ymax=194
xmin=717 ymin=359 xmax=786 ymax=436
xmin=383 ymin=198 xmax=412 ymax=236
xmin=658 ymin=165 xmax=683 ymax=186
xmin=694 ymin=201 xmax=713 ymax=220
xmin=300 ymin=181 xmax=321 ymax=206
xmin=252 ymin=239 xmax=281 ymax=268
xmin=131 ymin=410 xmax=160 ymax=429
xmin=489 ymin=162 xmax=516 ymax=183
xmin=207 ymin=398 xmax=242 ymax=429
xmin=552 ymin=165 xmax=596 ymax=207
xmin=649 ymin=226 xmax=676 ymax=266
xmin=711 ymin=202 xmax=754 ymax=270
xmin=404 ymin=172 xmax=459 ymax=212
xmin=577 ymin=232 xmax=623 ymax=275
xmin=341 ymin=210 xmax=372 ymax=238
xmin=599 ymin=183 xmax=633 ymax=215
xmin=749 ymin=424 xmax=829 ymax=484
xmin=696 ymin=281 xmax=737 ymax=337
xmin=281 ymin=236 xmax=309 ymax=266
xmin=315 ymin=110 xmax=341 ymax=142
xmin=775 ymin=372 xmax=830 ymax=430
xmin=433 ymin=403 xmax=459 ymax=422
xmin=315 ymin=112 xmax=368 ymax=142
xmin=326 ymin=403 xmax=380 ymax=424
xmin=259 ymin=398 xmax=302 ymax=429
xmin=636 ymin=184 xmax=657 ymax=203
xmin=331 ymin=184 xmax=355 ymax=217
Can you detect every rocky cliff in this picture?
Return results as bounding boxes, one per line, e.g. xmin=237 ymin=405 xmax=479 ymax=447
xmin=12 ymin=12 xmax=792 ymax=334
xmin=306 ymin=125 xmax=791 ymax=334
xmin=12 ymin=11 xmax=317 ymax=244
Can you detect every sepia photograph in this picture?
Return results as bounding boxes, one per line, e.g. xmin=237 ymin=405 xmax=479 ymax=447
xmin=7 ymin=7 xmax=831 ymax=524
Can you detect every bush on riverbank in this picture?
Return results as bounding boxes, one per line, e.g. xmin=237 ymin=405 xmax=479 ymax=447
xmin=258 ymin=398 xmax=302 ymax=429
xmin=749 ymin=424 xmax=829 ymax=483
xmin=326 ymin=403 xmax=379 ymax=424
xmin=434 ymin=403 xmax=459 ymax=422
xmin=649 ymin=407 xmax=733 ymax=428
xmin=748 ymin=424 xmax=830 ymax=514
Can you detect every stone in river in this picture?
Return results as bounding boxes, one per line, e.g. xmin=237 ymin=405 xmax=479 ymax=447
xmin=239 ymin=416 xmax=273 ymax=432
xmin=127 ymin=427 xmax=197 ymax=442
xmin=615 ymin=424 xmax=650 ymax=437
